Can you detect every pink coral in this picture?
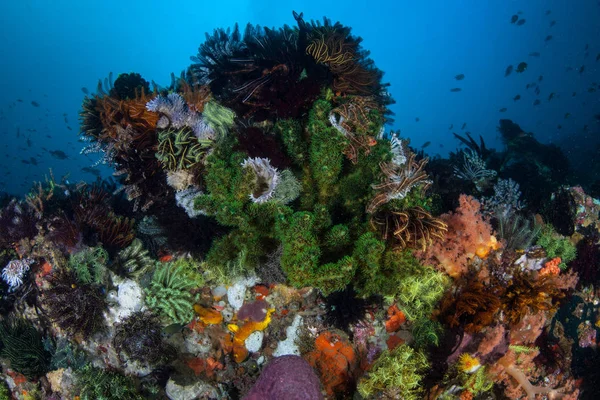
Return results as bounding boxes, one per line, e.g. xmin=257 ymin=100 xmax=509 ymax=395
xmin=476 ymin=324 xmax=506 ymax=357
xmin=418 ymin=194 xmax=499 ymax=278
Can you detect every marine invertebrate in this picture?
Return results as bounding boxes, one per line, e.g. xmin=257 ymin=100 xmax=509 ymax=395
xmin=67 ymin=246 xmax=108 ymax=285
xmin=370 ymin=206 xmax=448 ymax=251
xmin=306 ymin=331 xmax=358 ymax=397
xmin=241 ymin=157 xmax=280 ymax=203
xmin=458 ymin=353 xmax=481 ymax=373
xmin=144 ymin=262 xmax=197 ymax=324
xmin=114 ymin=239 xmax=155 ymax=277
xmin=97 ymin=214 xmax=135 ymax=250
xmin=228 ymin=307 xmax=274 ymax=363
xmin=155 ymin=128 xmax=211 ymax=171
xmin=395 ymin=266 xmax=449 ymax=321
xmin=113 ymin=311 xmax=175 ymax=366
xmin=536 ymin=224 xmax=577 ymax=269
xmin=439 ymin=278 xmax=503 ymax=333
xmin=419 ymin=194 xmax=499 ymax=278
xmin=0 ymin=200 xmax=38 ymax=249
xmin=175 ymin=187 xmax=205 ymax=218
xmin=367 ymin=150 xmax=432 ymax=213
xmin=244 ymin=355 xmax=323 ymax=400
xmin=75 ymin=364 xmax=141 ymax=400
xmin=324 ymin=286 xmax=370 ymax=336
xmin=112 ymin=72 xmax=150 ymax=100
xmin=1 ymin=258 xmax=34 ymax=290
xmin=0 ymin=318 xmax=50 ymax=378
xmin=453 ymin=148 xmax=497 ymax=191
xmin=357 ymin=344 xmax=429 ymax=400
xmin=43 ymin=270 xmax=108 ymax=338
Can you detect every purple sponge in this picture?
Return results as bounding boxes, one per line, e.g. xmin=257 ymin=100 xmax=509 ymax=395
xmin=243 ymin=355 xmax=323 ymax=400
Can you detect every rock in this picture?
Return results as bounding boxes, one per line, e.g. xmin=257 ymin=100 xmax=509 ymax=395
xmin=165 ymin=377 xmax=219 ymax=400
xmin=244 ymin=355 xmax=323 ymax=400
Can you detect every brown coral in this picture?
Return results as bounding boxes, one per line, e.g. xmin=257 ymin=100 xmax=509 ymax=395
xmin=439 ymin=278 xmax=503 ymax=333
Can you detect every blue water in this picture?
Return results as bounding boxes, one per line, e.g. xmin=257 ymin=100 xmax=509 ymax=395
xmin=1 ymin=0 xmax=598 ymax=195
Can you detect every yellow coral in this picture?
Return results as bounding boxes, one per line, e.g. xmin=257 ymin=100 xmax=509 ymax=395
xmin=458 ymin=353 xmax=481 ymax=374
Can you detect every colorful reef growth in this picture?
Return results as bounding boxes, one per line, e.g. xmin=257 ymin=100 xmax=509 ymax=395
xmin=0 ymin=10 xmax=596 ymax=400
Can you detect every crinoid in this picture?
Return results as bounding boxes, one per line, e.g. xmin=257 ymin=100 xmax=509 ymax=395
xmin=367 ymin=151 xmax=432 ymax=214
xmin=501 ymin=271 xmax=563 ymax=325
xmin=439 ymin=278 xmax=503 ymax=333
xmin=370 ymin=207 xmax=447 ymax=251
xmin=43 ymin=270 xmax=107 ymax=338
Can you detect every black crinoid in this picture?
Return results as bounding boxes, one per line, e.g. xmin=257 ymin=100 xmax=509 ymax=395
xmin=187 ymin=11 xmax=392 ymax=122
xmin=113 ymin=311 xmax=175 ymax=366
xmin=325 ymin=286 xmax=377 ymax=337
xmin=0 ymin=199 xmax=38 ymax=249
xmin=42 ymin=270 xmax=107 ymax=339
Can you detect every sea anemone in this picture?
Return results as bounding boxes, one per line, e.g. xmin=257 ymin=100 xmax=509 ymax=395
xmin=241 ymin=157 xmax=280 ymax=203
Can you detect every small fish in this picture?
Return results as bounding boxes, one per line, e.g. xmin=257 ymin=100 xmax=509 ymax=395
xmin=163 ymin=323 xmax=185 ymax=334
xmin=565 ymin=113 xmax=571 ymax=119
xmin=81 ymin=87 xmax=89 ymax=95
xmin=16 ymin=99 xmax=23 ymax=102
xmin=548 ymin=92 xmax=555 ymax=101
xmin=455 ymin=74 xmax=465 ymax=80
xmin=31 ymin=101 xmax=40 ymax=107
xmin=450 ymin=88 xmax=462 ymax=92
xmin=572 ymin=92 xmax=577 ymax=97
xmin=46 ymin=134 xmax=52 ymax=138
xmin=557 ymin=124 xmax=562 ymax=129
xmin=49 ymin=150 xmax=69 ymax=160
xmin=499 ymin=107 xmax=507 ymax=112
xmin=549 ymin=20 xmax=556 ymax=27
xmin=26 ymin=138 xmax=32 ymax=147
xmin=545 ymin=9 xmax=551 ymax=15
xmin=533 ymin=99 xmax=541 ymax=106
xmin=516 ymin=19 xmax=526 ymax=26
xmin=585 ymin=44 xmax=589 ymax=51
xmin=511 ymin=15 xmax=518 ymax=23
xmin=596 ymin=53 xmax=600 ymax=61
xmin=588 ymin=86 xmax=597 ymax=93
xmin=421 ymin=141 xmax=431 ymax=149
xmin=461 ymin=122 xmax=467 ymax=130
xmin=538 ymin=75 xmax=543 ymax=82
xmin=66 ymin=126 xmax=72 ymax=131
xmin=448 ymin=124 xmax=453 ymax=130
xmin=545 ymin=35 xmax=553 ymax=42
xmin=21 ymin=159 xmax=30 ymax=164
xmin=534 ymin=87 xmax=540 ymax=96
xmin=579 ymin=65 xmax=585 ymax=74
xmin=29 ymin=157 xmax=37 ymax=166
xmin=513 ymin=94 xmax=521 ymax=101
xmin=516 ymin=62 xmax=528 ymax=73
xmin=526 ymin=83 xmax=532 ymax=89
xmin=529 ymin=52 xmax=541 ymax=57
xmin=82 ymin=167 xmax=101 ymax=177
xmin=505 ymin=65 xmax=513 ymax=77
xmin=415 ymin=117 xmax=420 ymax=122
